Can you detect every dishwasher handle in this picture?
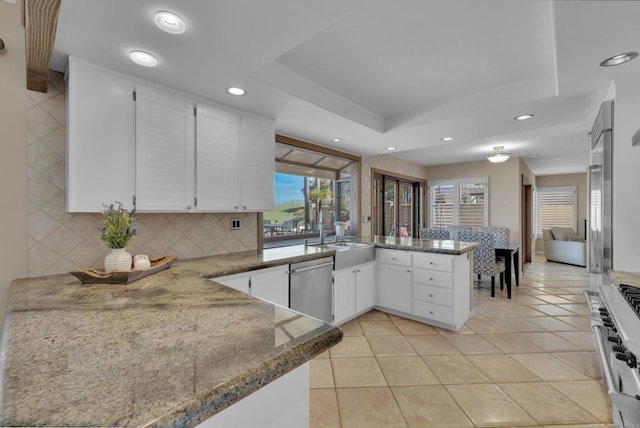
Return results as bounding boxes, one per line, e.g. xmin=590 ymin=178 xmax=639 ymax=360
xmin=290 ymin=261 xmax=334 ymax=274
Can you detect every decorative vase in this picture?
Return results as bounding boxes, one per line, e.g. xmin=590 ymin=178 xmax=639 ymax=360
xmin=104 ymin=248 xmax=132 ymax=272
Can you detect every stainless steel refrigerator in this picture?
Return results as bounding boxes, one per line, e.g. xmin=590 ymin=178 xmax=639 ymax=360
xmin=588 ymin=100 xmax=613 ymax=288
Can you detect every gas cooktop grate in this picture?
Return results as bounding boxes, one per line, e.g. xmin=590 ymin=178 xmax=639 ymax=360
xmin=619 ymin=285 xmax=640 ymax=318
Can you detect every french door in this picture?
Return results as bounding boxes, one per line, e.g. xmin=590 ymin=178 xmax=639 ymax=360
xmin=373 ymin=173 xmax=421 ymax=237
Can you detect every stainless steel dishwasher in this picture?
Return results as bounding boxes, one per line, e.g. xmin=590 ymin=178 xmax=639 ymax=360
xmin=289 ymin=257 xmax=334 ymax=323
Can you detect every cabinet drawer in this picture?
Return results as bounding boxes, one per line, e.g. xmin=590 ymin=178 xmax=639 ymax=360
xmin=414 ymin=300 xmax=454 ymax=324
xmin=414 ymin=284 xmax=453 ymax=307
xmin=413 ymin=269 xmax=453 ymax=288
xmin=413 ymin=253 xmax=453 ymax=272
xmin=377 ymin=249 xmax=412 ymax=266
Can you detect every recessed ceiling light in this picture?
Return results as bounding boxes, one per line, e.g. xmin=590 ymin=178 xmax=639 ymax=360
xmin=514 ymin=114 xmax=534 ymax=121
xmin=153 ymin=11 xmax=186 ymax=34
xmin=129 ymin=50 xmax=158 ymax=67
xmin=441 ymin=137 xmax=454 ymax=142
xmin=226 ymin=87 xmax=246 ymax=96
xmin=385 ymin=146 xmax=396 ymax=151
xmin=331 ymin=138 xmax=342 ymax=143
xmin=600 ymin=52 xmax=638 ymax=67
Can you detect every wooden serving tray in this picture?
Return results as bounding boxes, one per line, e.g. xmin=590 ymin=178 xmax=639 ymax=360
xmin=70 ymin=256 xmax=177 ymax=285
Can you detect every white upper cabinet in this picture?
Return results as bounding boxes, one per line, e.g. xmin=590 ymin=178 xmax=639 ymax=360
xmin=239 ymin=115 xmax=275 ymax=212
xmin=196 ymin=106 xmax=275 ymax=212
xmin=135 ymin=85 xmax=195 ymax=211
xmin=66 ymin=57 xmax=136 ymax=212
xmin=66 ymin=58 xmax=275 ymax=213
xmin=195 ymin=105 xmax=240 ymax=211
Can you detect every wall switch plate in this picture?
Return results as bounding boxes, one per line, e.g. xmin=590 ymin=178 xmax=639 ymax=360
xmin=231 ymin=218 xmax=241 ymax=230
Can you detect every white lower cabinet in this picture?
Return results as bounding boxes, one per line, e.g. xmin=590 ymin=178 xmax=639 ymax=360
xmin=197 ymin=363 xmax=309 ymax=428
xmin=377 ymin=249 xmax=413 ymax=314
xmin=332 ymin=268 xmax=356 ymax=325
xmin=212 ymin=265 xmax=289 ymax=308
xmin=378 ymin=263 xmax=413 ymax=314
xmin=250 ymin=265 xmax=290 ymax=308
xmin=375 ymin=248 xmax=471 ymax=331
xmin=333 ymin=262 xmax=377 ymax=325
xmin=213 ymin=272 xmax=250 ymax=295
xmin=354 ymin=262 xmax=376 ymax=314
xmin=411 ymin=251 xmax=471 ymax=330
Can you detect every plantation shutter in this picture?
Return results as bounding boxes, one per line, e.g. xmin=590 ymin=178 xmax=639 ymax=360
xmin=430 ymin=184 xmax=454 ymax=229
xmin=428 ymin=177 xmax=488 ymax=229
xmin=458 ymin=182 xmax=487 ymax=229
xmin=535 ymin=186 xmax=577 ymax=234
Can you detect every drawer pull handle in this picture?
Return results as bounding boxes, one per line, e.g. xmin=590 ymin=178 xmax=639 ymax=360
xmin=430 ymin=277 xmax=434 ymax=281
xmin=392 ymin=257 xmax=397 ymax=261
xmin=429 ymin=262 xmax=435 ymax=265
xmin=429 ymin=294 xmax=434 ymax=298
xmin=429 ymin=310 xmax=434 ymax=315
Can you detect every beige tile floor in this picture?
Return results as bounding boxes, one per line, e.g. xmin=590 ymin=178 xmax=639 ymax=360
xmin=310 ymin=257 xmax=614 ymax=428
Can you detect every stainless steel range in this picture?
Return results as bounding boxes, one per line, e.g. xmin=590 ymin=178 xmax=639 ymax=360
xmin=587 ymin=272 xmax=640 ymax=427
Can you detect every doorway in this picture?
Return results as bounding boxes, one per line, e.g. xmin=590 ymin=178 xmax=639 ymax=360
xmin=522 ymin=177 xmax=533 ymax=270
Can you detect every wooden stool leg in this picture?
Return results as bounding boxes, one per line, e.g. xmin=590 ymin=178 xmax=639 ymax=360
xmin=500 ymin=272 xmax=504 ymax=290
xmin=491 ymin=276 xmax=495 ymax=297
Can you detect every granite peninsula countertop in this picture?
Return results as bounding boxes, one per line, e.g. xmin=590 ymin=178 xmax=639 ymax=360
xmin=609 ymin=270 xmax=640 ymax=288
xmin=0 ymin=245 xmax=342 ymax=427
xmin=355 ymin=235 xmax=479 ymax=255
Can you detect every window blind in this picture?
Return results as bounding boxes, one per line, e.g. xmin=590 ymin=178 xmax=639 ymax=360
xmin=535 ymin=186 xmax=577 ymax=235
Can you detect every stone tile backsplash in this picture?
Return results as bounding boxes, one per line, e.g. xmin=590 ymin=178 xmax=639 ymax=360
xmin=27 ymin=72 xmax=257 ymax=276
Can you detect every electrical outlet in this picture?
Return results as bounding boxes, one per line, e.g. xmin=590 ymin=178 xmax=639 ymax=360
xmin=231 ymin=218 xmax=241 ymax=230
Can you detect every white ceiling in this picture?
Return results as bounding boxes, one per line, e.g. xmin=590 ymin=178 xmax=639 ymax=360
xmin=51 ymin=0 xmax=640 ymax=176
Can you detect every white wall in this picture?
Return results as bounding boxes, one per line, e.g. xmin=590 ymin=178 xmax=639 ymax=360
xmin=612 ymin=77 xmax=640 ymax=271
xmin=0 ymin=1 xmax=28 ymax=334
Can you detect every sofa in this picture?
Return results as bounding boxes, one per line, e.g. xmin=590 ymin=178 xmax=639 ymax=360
xmin=542 ymin=227 xmax=587 ymax=267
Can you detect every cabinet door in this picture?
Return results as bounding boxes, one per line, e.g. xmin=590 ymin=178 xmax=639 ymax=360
xmin=212 ymin=273 xmax=250 ymax=295
xmin=251 ymin=265 xmax=290 ymax=307
xmin=239 ymin=115 xmax=275 ymax=211
xmin=378 ymin=264 xmax=412 ymax=314
xmin=355 ymin=262 xmax=376 ymax=314
xmin=333 ymin=268 xmax=356 ymax=325
xmin=195 ymin=105 xmax=241 ymax=211
xmin=66 ymin=57 xmax=136 ymax=212
xmin=136 ymin=85 xmax=194 ymax=211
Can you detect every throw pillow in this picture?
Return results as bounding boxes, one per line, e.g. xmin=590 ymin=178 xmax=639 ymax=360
xmin=542 ymin=229 xmax=554 ymax=241
xmin=551 ymin=226 xmax=576 ymax=241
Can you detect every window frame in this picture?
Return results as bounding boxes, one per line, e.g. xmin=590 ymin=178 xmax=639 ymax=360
xmin=427 ymin=176 xmax=489 ymax=229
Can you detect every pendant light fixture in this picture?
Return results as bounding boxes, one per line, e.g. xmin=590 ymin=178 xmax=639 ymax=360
xmin=487 ymin=146 xmax=512 ymax=163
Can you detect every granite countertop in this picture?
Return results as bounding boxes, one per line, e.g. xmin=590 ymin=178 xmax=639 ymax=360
xmin=609 ymin=270 xmax=640 ymax=288
xmin=355 ymin=236 xmax=479 ymax=255
xmin=0 ymin=245 xmax=342 ymax=427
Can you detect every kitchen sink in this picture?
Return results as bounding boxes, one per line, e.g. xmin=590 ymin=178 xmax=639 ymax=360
xmin=325 ymin=241 xmax=372 ymax=248
xmin=312 ymin=241 xmax=375 ymax=270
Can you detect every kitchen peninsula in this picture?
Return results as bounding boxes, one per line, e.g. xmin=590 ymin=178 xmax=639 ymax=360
xmin=0 ymin=237 xmax=478 ymax=426
xmin=0 ymin=246 xmax=343 ymax=427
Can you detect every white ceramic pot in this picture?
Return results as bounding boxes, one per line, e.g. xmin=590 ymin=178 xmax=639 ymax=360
xmin=104 ymin=248 xmax=132 ymax=272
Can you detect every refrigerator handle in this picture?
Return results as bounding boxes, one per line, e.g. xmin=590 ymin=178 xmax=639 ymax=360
xmin=587 ymin=165 xmax=600 ymax=274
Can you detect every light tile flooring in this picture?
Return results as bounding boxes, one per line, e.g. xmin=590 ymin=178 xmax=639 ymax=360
xmin=310 ymin=257 xmax=613 ymax=428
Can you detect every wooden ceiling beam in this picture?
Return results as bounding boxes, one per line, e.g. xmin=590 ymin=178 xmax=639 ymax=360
xmin=25 ymin=0 xmax=61 ymax=92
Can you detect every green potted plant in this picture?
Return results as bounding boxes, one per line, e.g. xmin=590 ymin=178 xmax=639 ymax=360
xmin=99 ymin=202 xmax=137 ymax=272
